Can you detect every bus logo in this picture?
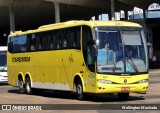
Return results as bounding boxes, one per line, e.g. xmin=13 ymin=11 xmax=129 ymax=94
xmin=124 ymin=79 xmax=127 ymax=84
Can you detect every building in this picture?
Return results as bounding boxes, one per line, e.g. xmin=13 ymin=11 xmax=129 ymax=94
xmin=0 ymin=0 xmax=160 ymax=68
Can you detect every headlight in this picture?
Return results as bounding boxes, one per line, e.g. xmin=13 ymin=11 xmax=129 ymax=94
xmin=97 ymin=79 xmax=112 ymax=84
xmin=138 ymin=79 xmax=148 ymax=84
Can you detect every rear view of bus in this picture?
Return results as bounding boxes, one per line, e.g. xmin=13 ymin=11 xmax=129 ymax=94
xmin=0 ymin=46 xmax=7 ymax=83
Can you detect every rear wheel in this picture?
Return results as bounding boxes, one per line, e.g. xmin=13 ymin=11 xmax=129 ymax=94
xmin=25 ymin=77 xmax=32 ymax=95
xmin=118 ymin=93 xmax=129 ymax=100
xmin=18 ymin=78 xmax=25 ymax=94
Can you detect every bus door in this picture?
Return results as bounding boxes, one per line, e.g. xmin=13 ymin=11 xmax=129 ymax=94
xmin=82 ymin=26 xmax=96 ymax=92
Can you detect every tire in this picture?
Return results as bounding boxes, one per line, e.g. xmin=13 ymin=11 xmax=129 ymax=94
xmin=18 ymin=78 xmax=25 ymax=94
xmin=76 ymin=82 xmax=84 ymax=100
xmin=118 ymin=93 xmax=129 ymax=100
xmin=18 ymin=78 xmax=26 ymax=94
xmin=25 ymin=77 xmax=32 ymax=95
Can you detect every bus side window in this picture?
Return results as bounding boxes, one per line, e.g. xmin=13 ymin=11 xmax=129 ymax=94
xmin=30 ymin=34 xmax=36 ymax=51
xmin=30 ymin=45 xmax=35 ymax=51
xmin=67 ymin=30 xmax=72 ymax=48
xmin=38 ymin=35 xmax=42 ymax=50
xmin=70 ymin=27 xmax=80 ymax=49
xmin=52 ymin=32 xmax=57 ymax=49
xmin=57 ymin=31 xmax=61 ymax=49
xmin=19 ymin=35 xmax=27 ymax=52
xmin=8 ymin=39 xmax=13 ymax=53
xmin=65 ymin=30 xmax=71 ymax=48
xmin=76 ymin=30 xmax=80 ymax=49
xmin=12 ymin=36 xmax=20 ymax=53
xmin=47 ymin=31 xmax=53 ymax=50
xmin=47 ymin=32 xmax=51 ymax=49
xmin=63 ymin=38 xmax=67 ymax=48
xmin=61 ymin=29 xmax=67 ymax=48
xmin=70 ymin=31 xmax=75 ymax=48
xmin=35 ymin=33 xmax=46 ymax=51
xmin=42 ymin=34 xmax=47 ymax=50
xmin=26 ymin=35 xmax=31 ymax=52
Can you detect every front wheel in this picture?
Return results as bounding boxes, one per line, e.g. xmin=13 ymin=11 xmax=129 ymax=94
xmin=118 ymin=93 xmax=129 ymax=100
xmin=76 ymin=82 xmax=84 ymax=100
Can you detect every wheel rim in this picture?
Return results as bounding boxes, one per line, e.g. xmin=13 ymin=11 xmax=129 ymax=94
xmin=77 ymin=85 xmax=82 ymax=95
xmin=76 ymin=83 xmax=84 ymax=100
xmin=19 ymin=80 xmax=24 ymax=90
xmin=26 ymin=80 xmax=31 ymax=93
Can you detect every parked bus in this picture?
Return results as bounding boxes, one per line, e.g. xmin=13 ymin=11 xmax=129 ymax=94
xmin=0 ymin=46 xmax=7 ymax=83
xmin=7 ymin=21 xmax=149 ymax=100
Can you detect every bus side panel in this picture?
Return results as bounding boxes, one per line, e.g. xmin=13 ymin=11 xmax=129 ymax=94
xmin=7 ymin=66 xmax=16 ymax=86
xmin=46 ymin=67 xmax=58 ymax=83
xmin=8 ymin=49 xmax=87 ymax=91
xmin=58 ymin=50 xmax=85 ymax=91
xmin=7 ymin=53 xmax=17 ymax=86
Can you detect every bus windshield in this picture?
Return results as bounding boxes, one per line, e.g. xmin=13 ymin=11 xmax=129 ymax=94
xmin=95 ymin=27 xmax=148 ymax=74
xmin=0 ymin=52 xmax=7 ymax=67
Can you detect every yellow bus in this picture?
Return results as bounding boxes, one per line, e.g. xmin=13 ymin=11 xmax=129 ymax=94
xmin=7 ymin=20 xmax=149 ymax=100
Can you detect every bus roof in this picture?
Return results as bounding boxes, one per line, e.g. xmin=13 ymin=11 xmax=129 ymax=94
xmin=0 ymin=46 xmax=7 ymax=51
xmin=9 ymin=20 xmax=142 ymax=37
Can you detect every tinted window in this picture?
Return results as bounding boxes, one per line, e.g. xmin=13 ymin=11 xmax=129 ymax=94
xmin=8 ymin=26 xmax=81 ymax=53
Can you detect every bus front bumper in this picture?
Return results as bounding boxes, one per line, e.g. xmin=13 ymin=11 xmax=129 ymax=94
xmin=95 ymin=83 xmax=148 ymax=94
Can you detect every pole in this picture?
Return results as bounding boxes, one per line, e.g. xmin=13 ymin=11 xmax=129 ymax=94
xmin=111 ymin=0 xmax=115 ymax=20
xmin=9 ymin=6 xmax=15 ymax=32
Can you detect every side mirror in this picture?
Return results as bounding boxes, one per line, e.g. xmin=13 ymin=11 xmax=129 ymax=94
xmin=147 ymin=43 xmax=153 ymax=59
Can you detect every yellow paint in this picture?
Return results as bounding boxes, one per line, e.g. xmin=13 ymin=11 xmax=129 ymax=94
xmin=7 ymin=20 xmax=148 ymax=94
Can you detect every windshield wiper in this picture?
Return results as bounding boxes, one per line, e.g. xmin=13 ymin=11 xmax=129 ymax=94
xmin=126 ymin=56 xmax=138 ymax=72
xmin=112 ymin=51 xmax=117 ymax=73
xmin=124 ymin=45 xmax=139 ymax=73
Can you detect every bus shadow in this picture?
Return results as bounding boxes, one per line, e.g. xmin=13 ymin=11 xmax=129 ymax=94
xmin=39 ymin=90 xmax=145 ymax=102
xmin=8 ymin=89 xmax=20 ymax=94
xmin=0 ymin=83 xmax=8 ymax=86
xmin=84 ymin=94 xmax=145 ymax=102
xmin=8 ymin=89 xmax=145 ymax=102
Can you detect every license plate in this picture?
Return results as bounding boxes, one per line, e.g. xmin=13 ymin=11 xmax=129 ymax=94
xmin=121 ymin=87 xmax=130 ymax=92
